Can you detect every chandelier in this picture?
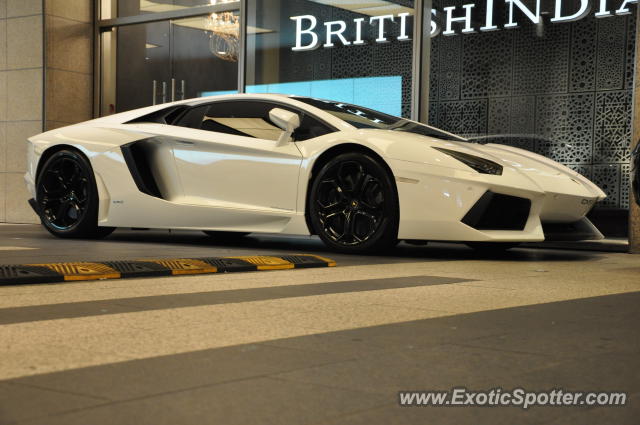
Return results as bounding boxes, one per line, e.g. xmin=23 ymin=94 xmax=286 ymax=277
xmin=204 ymin=0 xmax=240 ymax=62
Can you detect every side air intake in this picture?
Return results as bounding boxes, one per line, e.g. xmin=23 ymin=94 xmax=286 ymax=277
xmin=461 ymin=191 xmax=531 ymax=231
xmin=121 ymin=141 xmax=163 ymax=198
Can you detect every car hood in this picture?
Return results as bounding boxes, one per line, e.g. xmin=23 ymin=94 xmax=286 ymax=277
xmin=353 ymin=129 xmax=606 ymax=199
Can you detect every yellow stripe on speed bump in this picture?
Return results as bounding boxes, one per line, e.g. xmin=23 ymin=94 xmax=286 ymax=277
xmin=307 ymin=254 xmax=337 ymax=267
xmin=143 ymin=259 xmax=218 ymax=275
xmin=29 ymin=262 xmax=121 ymax=281
xmin=230 ymin=256 xmax=295 ymax=270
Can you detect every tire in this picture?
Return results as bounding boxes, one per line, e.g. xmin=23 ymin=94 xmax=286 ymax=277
xmin=308 ymin=152 xmax=399 ymax=253
xmin=36 ymin=149 xmax=115 ymax=239
xmin=202 ymin=231 xmax=251 ymax=239
xmin=466 ymin=242 xmax=520 ymax=252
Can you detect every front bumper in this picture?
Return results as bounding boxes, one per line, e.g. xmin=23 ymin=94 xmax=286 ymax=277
xmin=542 ymin=218 xmax=604 ymax=242
xmin=389 ymin=158 xmax=605 ymax=242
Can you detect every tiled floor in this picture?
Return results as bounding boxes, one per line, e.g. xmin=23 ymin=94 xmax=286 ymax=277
xmin=0 ymin=225 xmax=638 ymax=424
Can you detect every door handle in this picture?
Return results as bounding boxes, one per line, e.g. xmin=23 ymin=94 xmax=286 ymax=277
xmin=162 ymin=81 xmax=167 ymax=103
xmin=152 ymin=80 xmax=158 ymax=105
xmin=180 ymin=80 xmax=186 ymax=100
xmin=171 ymin=78 xmax=176 ymax=102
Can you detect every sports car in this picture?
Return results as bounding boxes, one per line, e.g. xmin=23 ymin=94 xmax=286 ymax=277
xmin=25 ymin=93 xmax=606 ymax=253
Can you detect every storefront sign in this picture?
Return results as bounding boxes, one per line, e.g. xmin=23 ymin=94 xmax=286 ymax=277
xmin=290 ymin=0 xmax=637 ymax=51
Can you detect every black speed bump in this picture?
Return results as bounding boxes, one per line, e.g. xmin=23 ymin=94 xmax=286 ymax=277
xmin=278 ymin=255 xmax=337 ymax=268
xmin=199 ymin=257 xmax=259 ymax=273
xmin=0 ymin=254 xmax=336 ymax=285
xmin=0 ymin=265 xmax=65 ymax=285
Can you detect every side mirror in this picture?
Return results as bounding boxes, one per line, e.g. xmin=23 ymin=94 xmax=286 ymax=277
xmin=269 ymin=108 xmax=300 ymax=146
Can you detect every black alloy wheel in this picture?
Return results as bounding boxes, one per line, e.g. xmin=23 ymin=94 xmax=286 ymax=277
xmin=36 ymin=150 xmax=114 ymax=239
xmin=309 ymin=152 xmax=399 ymax=253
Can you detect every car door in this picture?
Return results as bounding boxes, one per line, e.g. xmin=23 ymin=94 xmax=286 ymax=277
xmin=168 ymin=100 xmax=304 ymax=218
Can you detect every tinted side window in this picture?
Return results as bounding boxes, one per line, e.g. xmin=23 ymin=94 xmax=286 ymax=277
xmin=202 ymin=101 xmax=282 ymax=140
xmin=175 ymin=101 xmax=333 ymax=141
xmin=293 ymin=114 xmax=333 ymax=141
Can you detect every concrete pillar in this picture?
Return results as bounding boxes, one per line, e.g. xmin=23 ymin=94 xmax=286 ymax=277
xmin=0 ymin=0 xmax=44 ymax=224
xmin=44 ymin=0 xmax=94 ymax=131
xmin=0 ymin=0 xmax=94 ymax=224
xmin=630 ymin=8 xmax=640 ymax=254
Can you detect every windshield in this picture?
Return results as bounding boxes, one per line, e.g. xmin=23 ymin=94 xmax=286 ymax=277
xmin=292 ymin=97 xmax=467 ymax=142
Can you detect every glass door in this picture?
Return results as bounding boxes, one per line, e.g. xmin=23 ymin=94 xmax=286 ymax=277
xmin=171 ymin=12 xmax=241 ymax=100
xmin=115 ymin=20 xmax=172 ymax=112
xmin=109 ymin=12 xmax=240 ymax=114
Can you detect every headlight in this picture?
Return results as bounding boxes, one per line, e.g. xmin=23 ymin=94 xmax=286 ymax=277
xmin=433 ymin=147 xmax=503 ymax=175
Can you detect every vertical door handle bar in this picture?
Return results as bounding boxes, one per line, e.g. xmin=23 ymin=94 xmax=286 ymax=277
xmin=152 ymin=80 xmax=157 ymax=105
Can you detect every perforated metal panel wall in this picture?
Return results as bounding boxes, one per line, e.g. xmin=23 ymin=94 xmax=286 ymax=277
xmin=429 ymin=14 xmax=636 ymax=209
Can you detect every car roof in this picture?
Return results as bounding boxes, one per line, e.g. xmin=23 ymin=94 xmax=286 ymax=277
xmin=187 ymin=92 xmax=291 ymax=106
xmin=89 ymin=93 xmax=354 ymax=131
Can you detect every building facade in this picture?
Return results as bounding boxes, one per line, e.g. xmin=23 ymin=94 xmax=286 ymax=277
xmin=1 ymin=0 xmax=638 ymax=237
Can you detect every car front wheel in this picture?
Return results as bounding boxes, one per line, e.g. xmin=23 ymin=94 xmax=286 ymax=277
xmin=36 ymin=149 xmax=114 ymax=239
xmin=309 ymin=152 xmax=399 ymax=253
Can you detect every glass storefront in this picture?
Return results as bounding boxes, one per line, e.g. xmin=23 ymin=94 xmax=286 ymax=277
xmin=245 ymin=0 xmax=415 ymax=117
xmin=100 ymin=0 xmax=416 ymax=116
xmin=98 ymin=0 xmax=637 ymax=213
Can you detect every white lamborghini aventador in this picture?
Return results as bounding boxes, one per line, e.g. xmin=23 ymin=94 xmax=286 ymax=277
xmin=25 ymin=94 xmax=606 ymax=253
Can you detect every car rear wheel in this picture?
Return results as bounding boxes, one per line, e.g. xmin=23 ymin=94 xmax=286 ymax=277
xmin=36 ymin=150 xmax=114 ymax=239
xmin=309 ymin=152 xmax=399 ymax=253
